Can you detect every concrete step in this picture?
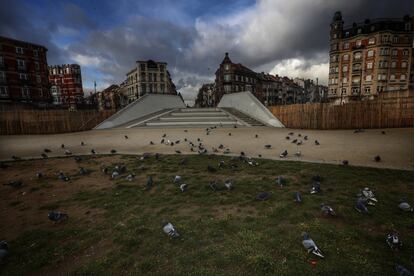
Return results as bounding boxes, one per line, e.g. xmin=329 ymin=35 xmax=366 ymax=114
xmin=179 ymin=108 xmax=219 ymax=112
xmin=170 ymin=112 xmax=226 ymax=117
xmin=159 ymin=116 xmax=234 ymax=121
xmin=146 ymin=121 xmax=238 ymax=126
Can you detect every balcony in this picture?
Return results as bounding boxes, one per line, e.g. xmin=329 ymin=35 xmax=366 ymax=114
xmin=17 ymin=66 xmax=27 ymax=71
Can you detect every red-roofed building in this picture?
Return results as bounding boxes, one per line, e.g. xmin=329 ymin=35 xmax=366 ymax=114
xmin=48 ymin=64 xmax=83 ymax=108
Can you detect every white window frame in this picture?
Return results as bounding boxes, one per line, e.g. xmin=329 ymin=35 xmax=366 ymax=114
xmin=15 ymin=47 xmax=24 ymax=54
xmin=365 ymin=75 xmax=372 ymax=82
xmin=367 ymin=50 xmax=374 ymax=57
xmin=0 ymin=86 xmax=8 ymax=96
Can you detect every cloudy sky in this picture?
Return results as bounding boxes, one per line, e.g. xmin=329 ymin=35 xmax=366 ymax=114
xmin=0 ymin=0 xmax=411 ymax=99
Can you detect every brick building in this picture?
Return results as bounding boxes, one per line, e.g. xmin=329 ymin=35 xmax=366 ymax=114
xmin=48 ymin=64 xmax=83 ymax=107
xmin=87 ymin=84 xmax=128 ymax=110
xmin=124 ymin=59 xmax=177 ymax=103
xmin=328 ymin=12 xmax=414 ymax=104
xmin=195 ymin=83 xmax=215 ymax=107
xmin=0 ymin=36 xmax=50 ymax=104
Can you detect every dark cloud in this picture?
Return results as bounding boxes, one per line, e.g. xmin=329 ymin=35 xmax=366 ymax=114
xmin=63 ymin=2 xmax=97 ymax=30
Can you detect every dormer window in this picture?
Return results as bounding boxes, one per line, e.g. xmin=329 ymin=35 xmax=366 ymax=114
xmin=224 ymin=64 xmax=230 ymax=71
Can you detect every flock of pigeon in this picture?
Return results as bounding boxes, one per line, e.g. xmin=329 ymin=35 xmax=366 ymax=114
xmin=0 ymin=128 xmax=413 ymax=274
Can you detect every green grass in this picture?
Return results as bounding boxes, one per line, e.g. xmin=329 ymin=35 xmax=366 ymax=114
xmin=1 ymin=154 xmax=414 ymax=275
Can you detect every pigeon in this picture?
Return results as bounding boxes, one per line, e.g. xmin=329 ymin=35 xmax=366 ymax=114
xmin=110 ymin=149 xmax=117 ymax=154
xmin=288 ymin=132 xmax=294 ymax=135
xmin=79 ymin=167 xmax=89 ymax=175
xmin=234 ymin=125 xmax=237 ymax=128
xmin=146 ymin=176 xmax=153 ymax=190
xmin=173 ymin=175 xmax=182 ymax=184
xmin=294 ymin=192 xmax=302 ymax=203
xmin=224 ymin=180 xmax=233 ymax=190
xmin=114 ymin=165 xmax=126 ymax=174
xmin=102 ymin=167 xmax=109 ymax=174
xmin=58 ymin=172 xmax=70 ymax=181
xmin=354 ymin=128 xmax=365 ymax=133
xmin=276 ymin=176 xmax=285 ymax=187
xmin=44 ymin=148 xmax=52 ymax=153
xmin=342 ymin=160 xmax=349 ymax=166
xmin=160 ymin=139 xmax=165 ymax=144
xmin=255 ymin=134 xmax=258 ymax=138
xmin=61 ymin=144 xmax=65 ymax=148
xmin=395 ymin=264 xmax=414 ymax=276
xmin=74 ymin=156 xmax=82 ymax=162
xmin=36 ymin=171 xmax=43 ymax=178
xmin=374 ymin=155 xmax=381 ymax=162
xmin=64 ymin=149 xmax=72 ymax=155
xmin=398 ymin=201 xmax=413 ymax=212
xmin=111 ymin=171 xmax=119 ymax=179
xmin=302 ymin=232 xmax=324 ymax=258
xmin=256 ymin=192 xmax=270 ymax=201
xmin=320 ymin=203 xmax=336 ymax=216
xmin=150 ymin=141 xmax=154 ymax=145
xmin=298 ymin=134 xmax=302 ymax=137
xmin=355 ymin=198 xmax=369 ymax=214
xmin=124 ymin=135 xmax=129 ymax=139
xmin=91 ymin=149 xmax=96 ymax=155
xmin=179 ymin=184 xmax=187 ymax=192
xmin=292 ymin=139 xmax=297 ymax=144
xmin=197 ymin=138 xmax=201 ymax=142
xmin=3 ymin=181 xmax=22 ymax=188
xmin=223 ymin=149 xmax=231 ymax=154
xmin=125 ymin=174 xmax=135 ymax=181
xmin=179 ymin=158 xmax=188 ymax=165
xmin=240 ymin=151 xmax=245 ymax=157
xmin=12 ymin=155 xmax=21 ymax=161
xmin=294 ymin=151 xmax=301 ymax=157
xmin=218 ymin=160 xmax=225 ymax=169
xmin=312 ymin=175 xmax=322 ymax=182
xmin=280 ymin=150 xmax=288 ymax=158
xmin=170 ymin=142 xmax=174 ymax=146
xmin=207 ymin=165 xmax=217 ymax=173
xmin=264 ymin=144 xmax=272 ymax=149
xmin=228 ymin=133 xmax=232 ymax=136
xmin=285 ymin=136 xmax=290 ymax=140
xmin=41 ymin=153 xmax=48 ymax=159
xmin=162 ymin=133 xmax=167 ymax=138
xmin=304 ymin=136 xmax=308 ymax=140
xmin=361 ymin=187 xmax=378 ymax=204
xmin=184 ymin=129 xmax=188 ymax=132
xmin=310 ymin=182 xmax=321 ymax=194
xmin=0 ymin=240 xmax=9 ymax=262
xmin=162 ymin=221 xmax=180 ymax=238
xmin=315 ymin=140 xmax=320 ymax=145
xmin=48 ymin=211 xmax=68 ymax=222
xmin=297 ymin=140 xmax=303 ymax=145
xmin=381 ymin=131 xmax=386 ymax=135
xmin=209 ymin=181 xmax=221 ymax=191
xmin=184 ymin=138 xmax=187 ymax=142
xmin=386 ymin=232 xmax=403 ymax=250
xmin=258 ymin=154 xmax=262 ymax=158
xmin=246 ymin=158 xmax=258 ymax=166
xmin=175 ymin=150 xmax=182 ymax=154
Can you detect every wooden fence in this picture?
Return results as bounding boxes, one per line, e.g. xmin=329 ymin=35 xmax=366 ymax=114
xmin=0 ymin=110 xmax=115 ymax=135
xmin=268 ymin=97 xmax=414 ymax=129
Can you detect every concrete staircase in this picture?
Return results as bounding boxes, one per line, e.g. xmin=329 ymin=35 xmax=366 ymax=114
xmin=221 ymin=108 xmax=264 ymax=126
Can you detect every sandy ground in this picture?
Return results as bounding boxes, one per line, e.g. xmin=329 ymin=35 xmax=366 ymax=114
xmin=0 ymin=126 xmax=413 ymax=170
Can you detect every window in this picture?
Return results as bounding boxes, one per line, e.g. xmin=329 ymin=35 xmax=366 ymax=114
xmin=341 ymin=88 xmax=347 ymax=94
xmin=331 ymin=43 xmax=338 ymax=51
xmin=368 ymin=37 xmax=375 ymax=45
xmin=160 ymin=73 xmax=164 ymax=81
xmin=159 ymin=64 xmax=164 ymax=71
xmin=367 ymin=62 xmax=373 ymax=69
xmin=342 ymin=77 xmax=348 ymax=83
xmin=380 ymin=48 xmax=389 ymax=55
xmin=224 ymin=85 xmax=232 ymax=93
xmin=17 ymin=59 xmax=25 ymax=69
xmin=343 ymin=54 xmax=349 ymax=61
xmin=21 ymin=87 xmax=30 ymax=97
xmin=390 ymin=74 xmax=396 ymax=81
xmin=19 ymin=73 xmax=28 ymax=80
xmin=342 ymin=65 xmax=348 ymax=72
xmin=357 ymin=28 xmax=362 ymax=34
xmin=365 ymin=75 xmax=372 ymax=82
xmin=393 ymin=36 xmax=399 ymax=43
xmin=224 ymin=64 xmax=230 ymax=71
xmin=343 ymin=42 xmax=349 ymax=49
xmin=15 ymin=47 xmax=24 ymax=54
xmin=140 ymin=64 xmax=145 ymax=71
xmin=367 ymin=50 xmax=374 ymax=57
xmin=400 ymin=74 xmax=406 ymax=81
xmin=35 ymin=62 xmax=40 ymax=71
xmin=38 ymin=88 xmax=43 ymax=97
xmin=36 ymin=75 xmax=41 ymax=83
xmin=160 ymin=83 xmax=165 ymax=93
xmin=0 ymin=56 xmax=3 ymax=65
xmin=331 ymin=55 xmax=338 ymax=62
xmin=356 ymin=40 xmax=362 ymax=47
xmin=354 ymin=52 xmax=362 ymax=60
xmin=0 ymin=71 xmax=5 ymax=82
xmin=392 ymin=49 xmax=398 ymax=56
xmin=381 ymin=35 xmax=389 ymax=43
xmin=391 ymin=61 xmax=397 ymax=68
xmin=377 ymin=74 xmax=387 ymax=81
xmin=365 ymin=86 xmax=371 ymax=94
xmin=0 ymin=86 xmax=8 ymax=96
xmin=352 ymin=76 xmax=360 ymax=84
xmin=405 ymin=23 xmax=412 ymax=31
xmin=33 ymin=50 xmax=38 ymax=57
xmin=379 ymin=60 xmax=388 ymax=68
xmin=401 ymin=61 xmax=407 ymax=68
xmin=352 ymin=87 xmax=360 ymax=94
xmin=402 ymin=49 xmax=409 ymax=56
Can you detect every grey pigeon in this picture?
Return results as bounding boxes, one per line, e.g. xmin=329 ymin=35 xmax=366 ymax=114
xmin=265 ymin=144 xmax=272 ymax=149
xmin=64 ymin=149 xmax=72 ymax=155
xmin=110 ymin=149 xmax=117 ymax=154
xmin=61 ymin=144 xmax=65 ymax=148
xmin=36 ymin=171 xmax=43 ymax=178
xmin=12 ymin=155 xmax=21 ymax=161
xmin=162 ymin=221 xmax=180 ymax=238
xmin=41 ymin=153 xmax=48 ymax=159
xmin=48 ymin=211 xmax=68 ymax=222
xmin=0 ymin=241 xmax=9 ymax=262
xmin=395 ymin=264 xmax=414 ymax=276
xmin=150 ymin=141 xmax=154 ymax=145
xmin=79 ymin=167 xmax=89 ymax=175
xmin=355 ymin=198 xmax=369 ymax=214
xmin=310 ymin=182 xmax=321 ymax=194
xmin=374 ymin=155 xmax=381 ymax=162
xmin=3 ymin=181 xmax=23 ymax=188
xmin=315 ymin=140 xmax=320 ymax=145
xmin=218 ymin=160 xmax=225 ymax=169
xmin=276 ymin=176 xmax=285 ymax=187
xmin=285 ymin=136 xmax=290 ymax=140
xmin=58 ymin=172 xmax=70 ymax=181
xmin=280 ymin=150 xmax=288 ymax=158
xmin=304 ymin=135 xmax=308 ymax=140
xmin=124 ymin=135 xmax=129 ymax=139
xmin=111 ymin=171 xmax=119 ymax=179
xmin=179 ymin=183 xmax=187 ymax=192
xmin=125 ymin=174 xmax=135 ymax=181
xmin=209 ymin=181 xmax=220 ymax=191
xmin=302 ymin=232 xmax=324 ymax=258
xmin=292 ymin=139 xmax=297 ymax=144
xmin=173 ymin=175 xmax=182 ymax=184
xmin=81 ymin=141 xmax=85 ymax=146
xmin=321 ymin=203 xmax=336 ymax=216
xmin=297 ymin=140 xmax=303 ymax=145
xmin=294 ymin=192 xmax=302 ymax=203
xmin=44 ymin=148 xmax=51 ymax=153
xmin=294 ymin=151 xmax=301 ymax=157
xmin=224 ymin=180 xmax=233 ymax=190
xmin=256 ymin=192 xmax=270 ymax=201
xmin=398 ymin=201 xmax=413 ymax=212
xmin=91 ymin=149 xmax=96 ymax=154
xmin=342 ymin=160 xmax=349 ymax=165
xmin=74 ymin=156 xmax=82 ymax=162
xmin=386 ymin=232 xmax=402 ymax=250
xmin=361 ymin=187 xmax=378 ymax=205
xmin=146 ymin=176 xmax=153 ymax=190
xmin=246 ymin=158 xmax=258 ymax=166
